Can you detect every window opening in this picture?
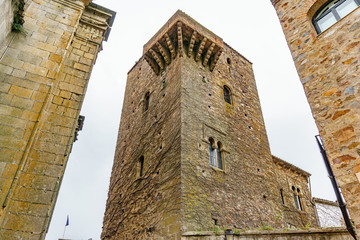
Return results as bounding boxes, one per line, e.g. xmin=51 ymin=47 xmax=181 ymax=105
xmin=280 ymin=189 xmax=285 ymax=205
xmin=217 ymin=142 xmax=223 ymax=170
xmin=292 ymin=186 xmax=302 ymax=210
xmin=209 ymin=138 xmax=216 ymax=167
xmin=209 ymin=138 xmax=224 ymax=170
xmin=144 ymin=92 xmax=150 ymax=112
xmin=139 ymin=156 xmax=144 ymax=177
xmin=313 ymin=0 xmax=360 ymax=33
xmin=223 ymin=85 xmax=231 ymax=105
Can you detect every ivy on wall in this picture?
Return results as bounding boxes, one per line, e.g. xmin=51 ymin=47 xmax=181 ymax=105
xmin=12 ymin=0 xmax=25 ymax=33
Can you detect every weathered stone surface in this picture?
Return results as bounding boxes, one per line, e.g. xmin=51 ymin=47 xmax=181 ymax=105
xmin=0 ymin=0 xmax=115 ymax=239
xmin=271 ymin=0 xmax=360 ymax=232
xmin=102 ymin=10 xmax=318 ymax=240
xmin=181 ymin=227 xmax=352 ymax=240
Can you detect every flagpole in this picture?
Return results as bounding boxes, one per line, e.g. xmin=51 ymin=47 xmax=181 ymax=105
xmin=63 ymin=215 xmax=69 ymax=239
xmin=62 ymin=224 xmax=66 ymax=239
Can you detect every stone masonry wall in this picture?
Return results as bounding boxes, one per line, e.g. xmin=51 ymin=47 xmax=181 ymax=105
xmin=0 ymin=0 xmax=114 ymax=239
xmin=272 ymin=156 xmax=318 ymax=227
xmin=101 ymin=56 xmax=182 ymax=240
xmin=180 ymin=45 xmax=286 ymax=231
xmin=271 ymin=0 xmax=360 ymax=231
xmin=181 ymin=228 xmax=352 ymax=240
xmin=0 ymin=0 xmax=14 ymax=47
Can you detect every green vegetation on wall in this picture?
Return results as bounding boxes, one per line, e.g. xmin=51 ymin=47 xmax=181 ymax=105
xmin=12 ymin=0 xmax=25 ymax=33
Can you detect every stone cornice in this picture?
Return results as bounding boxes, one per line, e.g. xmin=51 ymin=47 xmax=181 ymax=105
xmin=75 ymin=2 xmax=116 ymax=44
xmin=143 ymin=10 xmax=224 ymax=75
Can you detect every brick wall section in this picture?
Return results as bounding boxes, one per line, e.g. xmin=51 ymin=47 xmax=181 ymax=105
xmin=0 ymin=0 xmax=114 ymax=239
xmin=181 ymin=228 xmax=352 ymax=240
xmin=270 ymin=0 xmax=360 ymax=232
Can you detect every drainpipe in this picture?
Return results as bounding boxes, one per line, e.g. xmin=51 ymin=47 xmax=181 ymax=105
xmin=315 ymin=135 xmax=358 ymax=240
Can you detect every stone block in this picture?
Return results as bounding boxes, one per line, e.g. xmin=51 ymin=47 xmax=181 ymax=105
xmin=9 ymin=85 xmax=33 ymax=99
xmin=11 ymin=96 xmax=34 ymax=109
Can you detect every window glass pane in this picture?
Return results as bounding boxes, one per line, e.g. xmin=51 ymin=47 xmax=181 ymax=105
xmin=296 ymin=195 xmax=303 ymax=211
xmin=317 ymin=12 xmax=337 ymax=32
xmin=209 ymin=143 xmax=215 ymax=166
xmin=336 ymin=0 xmax=358 ymax=18
xmin=216 ymin=148 xmax=222 ymax=169
xmin=294 ymin=194 xmax=300 ymax=209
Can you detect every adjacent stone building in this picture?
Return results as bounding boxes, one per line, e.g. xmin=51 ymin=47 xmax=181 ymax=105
xmin=101 ymin=10 xmax=320 ymax=240
xmin=314 ymin=197 xmax=345 ymax=227
xmin=0 ymin=0 xmax=115 ymax=239
xmin=270 ymin=0 xmax=360 ymax=232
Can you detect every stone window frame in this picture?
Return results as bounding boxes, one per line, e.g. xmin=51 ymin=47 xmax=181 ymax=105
xmin=292 ymin=186 xmax=303 ymax=211
xmin=312 ymin=0 xmax=360 ymax=33
xmin=208 ymin=137 xmax=224 ymax=170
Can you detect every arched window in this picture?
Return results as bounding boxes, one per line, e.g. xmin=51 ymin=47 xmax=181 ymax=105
xmin=144 ymin=92 xmax=150 ymax=112
xmin=209 ymin=138 xmax=216 ymax=167
xmin=138 ymin=156 xmax=144 ymax=178
xmin=223 ymin=85 xmax=232 ymax=105
xmin=292 ymin=186 xmax=303 ymax=211
xmin=209 ymin=138 xmax=224 ymax=170
xmin=216 ymin=142 xmax=223 ymax=170
xmin=313 ymin=0 xmax=360 ymax=33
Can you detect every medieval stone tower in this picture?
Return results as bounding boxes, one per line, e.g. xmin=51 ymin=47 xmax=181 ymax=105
xmin=102 ymin=10 xmax=318 ymax=240
xmin=270 ymin=0 xmax=360 ymax=232
xmin=0 ymin=0 xmax=114 ymax=239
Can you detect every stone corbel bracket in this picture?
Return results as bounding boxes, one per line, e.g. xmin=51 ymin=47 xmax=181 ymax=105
xmin=143 ymin=10 xmax=224 ymax=75
xmin=76 ymin=3 xmax=116 ymax=45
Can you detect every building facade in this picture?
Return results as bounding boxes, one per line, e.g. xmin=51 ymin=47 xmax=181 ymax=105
xmin=314 ymin=197 xmax=345 ymax=227
xmin=101 ymin=10 xmax=318 ymax=240
xmin=0 ymin=0 xmax=115 ymax=239
xmin=270 ymin=0 xmax=360 ymax=232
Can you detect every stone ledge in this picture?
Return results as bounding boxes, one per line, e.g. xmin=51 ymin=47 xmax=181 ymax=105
xmin=182 ymin=227 xmax=349 ymax=236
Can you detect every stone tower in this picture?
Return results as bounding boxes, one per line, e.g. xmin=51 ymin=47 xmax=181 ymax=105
xmin=270 ymin=0 xmax=360 ymax=231
xmin=0 ymin=0 xmax=115 ymax=239
xmin=102 ymin=10 xmax=317 ymax=240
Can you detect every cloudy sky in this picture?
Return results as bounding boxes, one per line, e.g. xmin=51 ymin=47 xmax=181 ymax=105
xmin=45 ymin=0 xmax=336 ymax=239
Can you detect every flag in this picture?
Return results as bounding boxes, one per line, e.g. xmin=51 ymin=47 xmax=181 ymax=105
xmin=65 ymin=215 xmax=69 ymax=226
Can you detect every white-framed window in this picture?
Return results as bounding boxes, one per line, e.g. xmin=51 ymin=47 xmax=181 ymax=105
xmin=313 ymin=0 xmax=360 ymax=33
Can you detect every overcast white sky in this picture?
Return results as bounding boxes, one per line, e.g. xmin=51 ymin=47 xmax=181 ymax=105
xmin=45 ymin=0 xmax=336 ymax=239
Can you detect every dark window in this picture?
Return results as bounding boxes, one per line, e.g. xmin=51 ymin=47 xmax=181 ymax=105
xmin=280 ymin=189 xmax=285 ymax=205
xmin=313 ymin=0 xmax=360 ymax=33
xmin=139 ymin=156 xmax=144 ymax=177
xmin=223 ymin=86 xmax=231 ymax=105
xmin=217 ymin=142 xmax=223 ymax=170
xmin=144 ymin=92 xmax=150 ymax=112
